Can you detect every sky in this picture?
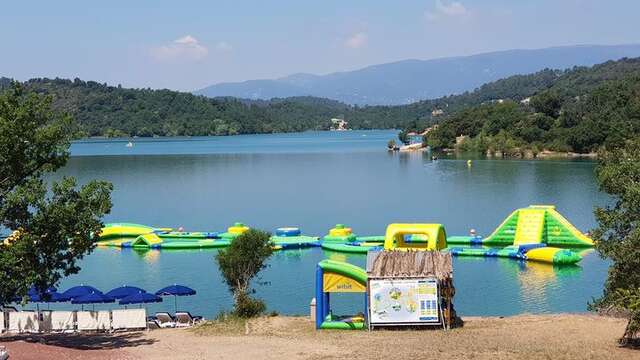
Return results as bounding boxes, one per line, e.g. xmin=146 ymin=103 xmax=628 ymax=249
xmin=1 ymin=0 xmax=639 ymax=91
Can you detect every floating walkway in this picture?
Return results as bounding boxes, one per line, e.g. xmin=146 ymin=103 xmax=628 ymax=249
xmin=96 ymin=205 xmax=592 ymax=265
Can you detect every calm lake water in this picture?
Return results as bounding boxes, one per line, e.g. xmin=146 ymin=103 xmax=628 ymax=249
xmin=34 ymin=130 xmax=610 ymax=318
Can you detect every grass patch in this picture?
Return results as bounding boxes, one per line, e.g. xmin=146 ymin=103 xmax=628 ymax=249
xmin=191 ymin=312 xmax=248 ymax=336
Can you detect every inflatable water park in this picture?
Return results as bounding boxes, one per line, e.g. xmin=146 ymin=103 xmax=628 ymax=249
xmin=96 ymin=205 xmax=593 ymax=265
xmin=315 ymin=251 xmax=456 ymax=330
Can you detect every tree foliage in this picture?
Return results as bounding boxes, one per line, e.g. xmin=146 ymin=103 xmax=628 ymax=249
xmin=424 ymin=58 xmax=640 ymax=154
xmin=591 ymin=140 xmax=640 ymax=345
xmin=215 ymin=229 xmax=273 ymax=317
xmin=0 ymin=83 xmax=113 ymax=304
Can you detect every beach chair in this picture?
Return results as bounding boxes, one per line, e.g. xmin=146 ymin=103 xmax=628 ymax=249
xmin=50 ymin=311 xmax=75 ymax=332
xmin=77 ymin=311 xmax=111 ymax=332
xmin=8 ymin=311 xmax=39 ymax=333
xmin=147 ymin=318 xmax=161 ymax=330
xmin=112 ymin=309 xmax=147 ymax=331
xmin=154 ymin=312 xmax=176 ymax=328
xmin=77 ymin=311 xmax=99 ymax=331
xmin=175 ymin=312 xmax=203 ymax=327
xmin=39 ymin=311 xmax=53 ymax=332
xmin=97 ymin=310 xmax=111 ymax=331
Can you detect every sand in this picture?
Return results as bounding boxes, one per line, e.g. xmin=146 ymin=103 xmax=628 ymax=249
xmin=1 ymin=314 xmax=638 ymax=359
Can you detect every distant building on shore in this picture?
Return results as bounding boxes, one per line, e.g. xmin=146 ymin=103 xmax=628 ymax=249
xmin=330 ymin=118 xmax=349 ymax=131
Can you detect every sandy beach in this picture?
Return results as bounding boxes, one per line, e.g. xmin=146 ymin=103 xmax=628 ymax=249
xmin=1 ymin=314 xmax=637 ymax=359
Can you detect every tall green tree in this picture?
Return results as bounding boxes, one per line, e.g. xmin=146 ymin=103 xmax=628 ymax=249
xmin=591 ymin=140 xmax=640 ymax=345
xmin=215 ymin=229 xmax=273 ymax=317
xmin=0 ymin=83 xmax=112 ymax=303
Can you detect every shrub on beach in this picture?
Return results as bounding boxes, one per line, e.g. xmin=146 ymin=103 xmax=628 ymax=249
xmin=591 ymin=140 xmax=640 ymax=346
xmin=215 ymin=229 xmax=273 ymax=318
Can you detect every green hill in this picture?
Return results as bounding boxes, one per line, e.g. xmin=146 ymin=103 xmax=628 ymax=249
xmin=423 ymin=57 xmax=640 ymax=154
xmin=3 ymin=57 xmax=640 ymax=143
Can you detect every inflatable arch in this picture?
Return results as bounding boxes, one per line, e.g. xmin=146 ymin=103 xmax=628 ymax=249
xmin=315 ymin=260 xmax=368 ymax=330
xmin=383 ymin=224 xmax=447 ymax=251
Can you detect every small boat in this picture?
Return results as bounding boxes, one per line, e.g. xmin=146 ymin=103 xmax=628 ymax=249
xmin=126 ymin=141 xmax=133 ymax=148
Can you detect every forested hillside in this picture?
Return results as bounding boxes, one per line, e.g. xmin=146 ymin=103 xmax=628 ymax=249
xmin=2 ymin=57 xmax=640 ymax=142
xmin=424 ymin=58 xmax=640 ymax=154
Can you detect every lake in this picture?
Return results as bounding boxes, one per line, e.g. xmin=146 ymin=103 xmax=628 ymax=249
xmin=36 ymin=130 xmax=610 ymax=318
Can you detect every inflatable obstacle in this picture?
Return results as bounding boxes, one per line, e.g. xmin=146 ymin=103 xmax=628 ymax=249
xmin=320 ymin=225 xmax=385 ymax=253
xmin=219 ymin=222 xmax=250 ymax=240
xmin=315 ymin=260 xmax=367 ymax=330
xmin=448 ymin=244 xmax=582 ymax=265
xmin=321 ymin=241 xmax=382 ymax=254
xmin=98 ymin=223 xmax=160 ymax=240
xmin=323 ymin=224 xmax=357 ymax=243
xmin=270 ymin=227 xmax=320 ymax=250
xmin=383 ymin=224 xmax=447 ymax=251
xmin=448 ymin=205 xmax=593 ymax=248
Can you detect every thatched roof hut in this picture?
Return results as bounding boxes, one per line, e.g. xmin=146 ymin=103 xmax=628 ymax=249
xmin=366 ymin=251 xmax=453 ymax=280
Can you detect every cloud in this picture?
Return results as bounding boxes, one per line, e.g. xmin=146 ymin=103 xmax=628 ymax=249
xmin=216 ymin=41 xmax=232 ymax=52
xmin=152 ymin=35 xmax=208 ymax=62
xmin=425 ymin=0 xmax=468 ymax=22
xmin=344 ymin=32 xmax=368 ymax=49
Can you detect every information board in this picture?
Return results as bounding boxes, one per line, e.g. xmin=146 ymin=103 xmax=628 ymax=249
xmin=368 ymin=278 xmax=439 ymax=325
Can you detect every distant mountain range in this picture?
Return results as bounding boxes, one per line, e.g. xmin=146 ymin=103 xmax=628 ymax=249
xmin=195 ymin=44 xmax=640 ymax=105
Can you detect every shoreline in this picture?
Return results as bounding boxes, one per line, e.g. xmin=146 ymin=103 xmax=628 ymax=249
xmin=1 ymin=313 xmax=635 ymax=359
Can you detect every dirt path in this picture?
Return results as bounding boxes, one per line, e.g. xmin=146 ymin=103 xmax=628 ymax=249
xmin=1 ymin=314 xmax=638 ymax=359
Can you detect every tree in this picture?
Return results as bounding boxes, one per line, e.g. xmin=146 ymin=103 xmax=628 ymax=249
xmin=591 ymin=140 xmax=640 ymax=345
xmin=398 ymin=130 xmax=409 ymax=144
xmin=0 ymin=83 xmax=113 ymax=304
xmin=215 ymin=229 xmax=273 ymax=317
xmin=530 ymin=90 xmax=562 ymax=117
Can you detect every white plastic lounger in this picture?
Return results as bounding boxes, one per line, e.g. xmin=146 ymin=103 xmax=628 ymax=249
xmin=154 ymin=312 xmax=176 ymax=328
xmin=175 ymin=312 xmax=203 ymax=327
xmin=112 ymin=309 xmax=146 ymax=331
xmin=8 ymin=311 xmax=39 ymax=333
xmin=97 ymin=311 xmax=111 ymax=331
xmin=39 ymin=311 xmax=53 ymax=332
xmin=50 ymin=311 xmax=75 ymax=332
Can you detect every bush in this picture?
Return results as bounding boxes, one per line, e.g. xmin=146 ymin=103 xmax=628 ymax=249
xmin=591 ymin=140 xmax=640 ymax=345
xmin=235 ymin=292 xmax=267 ymax=318
xmin=215 ymin=229 xmax=273 ymax=318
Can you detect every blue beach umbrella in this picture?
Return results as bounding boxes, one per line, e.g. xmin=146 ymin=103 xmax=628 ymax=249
xmin=155 ymin=284 xmax=196 ymax=313
xmin=62 ymin=285 xmax=103 ymax=300
xmin=71 ymin=291 xmax=114 ymax=311
xmin=106 ymin=286 xmax=147 ymax=299
xmin=29 ymin=291 xmax=68 ymax=303
xmin=27 ymin=286 xmax=57 ymax=296
xmin=19 ymin=288 xmax=69 ymax=311
xmin=119 ymin=291 xmax=163 ymax=305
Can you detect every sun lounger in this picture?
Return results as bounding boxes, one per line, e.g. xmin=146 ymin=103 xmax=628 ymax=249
xmin=147 ymin=318 xmax=161 ymax=330
xmin=76 ymin=311 xmax=98 ymax=331
xmin=154 ymin=312 xmax=176 ymax=328
xmin=175 ymin=312 xmax=203 ymax=327
xmin=112 ymin=309 xmax=147 ymax=331
xmin=50 ymin=311 xmax=75 ymax=332
xmin=8 ymin=311 xmax=39 ymax=333
xmin=39 ymin=311 xmax=53 ymax=332
xmin=77 ymin=311 xmax=111 ymax=331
